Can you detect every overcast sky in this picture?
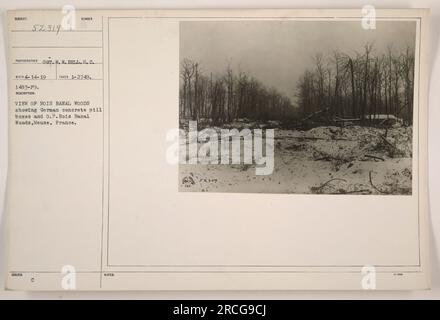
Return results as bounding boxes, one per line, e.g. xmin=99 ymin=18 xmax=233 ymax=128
xmin=180 ymin=20 xmax=417 ymax=101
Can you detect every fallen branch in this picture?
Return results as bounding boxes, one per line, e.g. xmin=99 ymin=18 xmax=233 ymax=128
xmin=380 ymin=135 xmax=396 ymax=149
xmin=333 ymin=117 xmax=361 ymax=122
xmin=379 ymin=135 xmax=404 ymax=157
xmin=301 ymin=107 xmax=329 ymax=122
xmin=329 ymin=189 xmax=372 ymax=195
xmin=302 ymin=136 xmax=349 ymax=141
xmin=274 ymin=136 xmax=350 ymax=141
xmin=313 ymin=148 xmax=353 ymax=163
xmin=363 ymin=154 xmax=385 ymax=161
xmin=315 ymin=156 xmax=334 ymax=161
xmin=314 ymin=178 xmax=347 ymax=193
xmin=369 ymin=171 xmax=390 ymax=194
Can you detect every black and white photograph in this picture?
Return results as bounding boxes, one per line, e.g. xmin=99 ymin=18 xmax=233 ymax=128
xmin=179 ymin=20 xmax=417 ymax=195
xmin=1 ymin=7 xmax=435 ymax=295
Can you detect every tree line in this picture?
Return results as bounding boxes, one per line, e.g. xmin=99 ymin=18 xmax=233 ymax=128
xmin=180 ymin=59 xmax=295 ymax=125
xmin=296 ymin=44 xmax=415 ymax=125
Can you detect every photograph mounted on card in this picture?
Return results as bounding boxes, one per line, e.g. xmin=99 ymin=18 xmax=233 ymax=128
xmin=5 ymin=9 xmax=430 ymax=291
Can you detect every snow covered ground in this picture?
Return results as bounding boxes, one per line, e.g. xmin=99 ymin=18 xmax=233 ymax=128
xmin=179 ymin=124 xmax=413 ymax=195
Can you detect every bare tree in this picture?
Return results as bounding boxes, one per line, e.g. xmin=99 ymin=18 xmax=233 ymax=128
xmin=296 ymin=43 xmax=415 ymax=126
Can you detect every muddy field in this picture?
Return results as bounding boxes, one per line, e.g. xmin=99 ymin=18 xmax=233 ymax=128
xmin=179 ymin=124 xmax=413 ymax=195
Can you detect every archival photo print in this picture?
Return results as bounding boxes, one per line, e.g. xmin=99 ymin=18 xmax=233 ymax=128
xmin=178 ymin=20 xmax=417 ymax=194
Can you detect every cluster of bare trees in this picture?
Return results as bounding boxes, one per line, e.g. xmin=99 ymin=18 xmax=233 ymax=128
xmin=180 ymin=59 xmax=294 ymax=125
xmin=296 ymin=44 xmax=415 ymax=125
